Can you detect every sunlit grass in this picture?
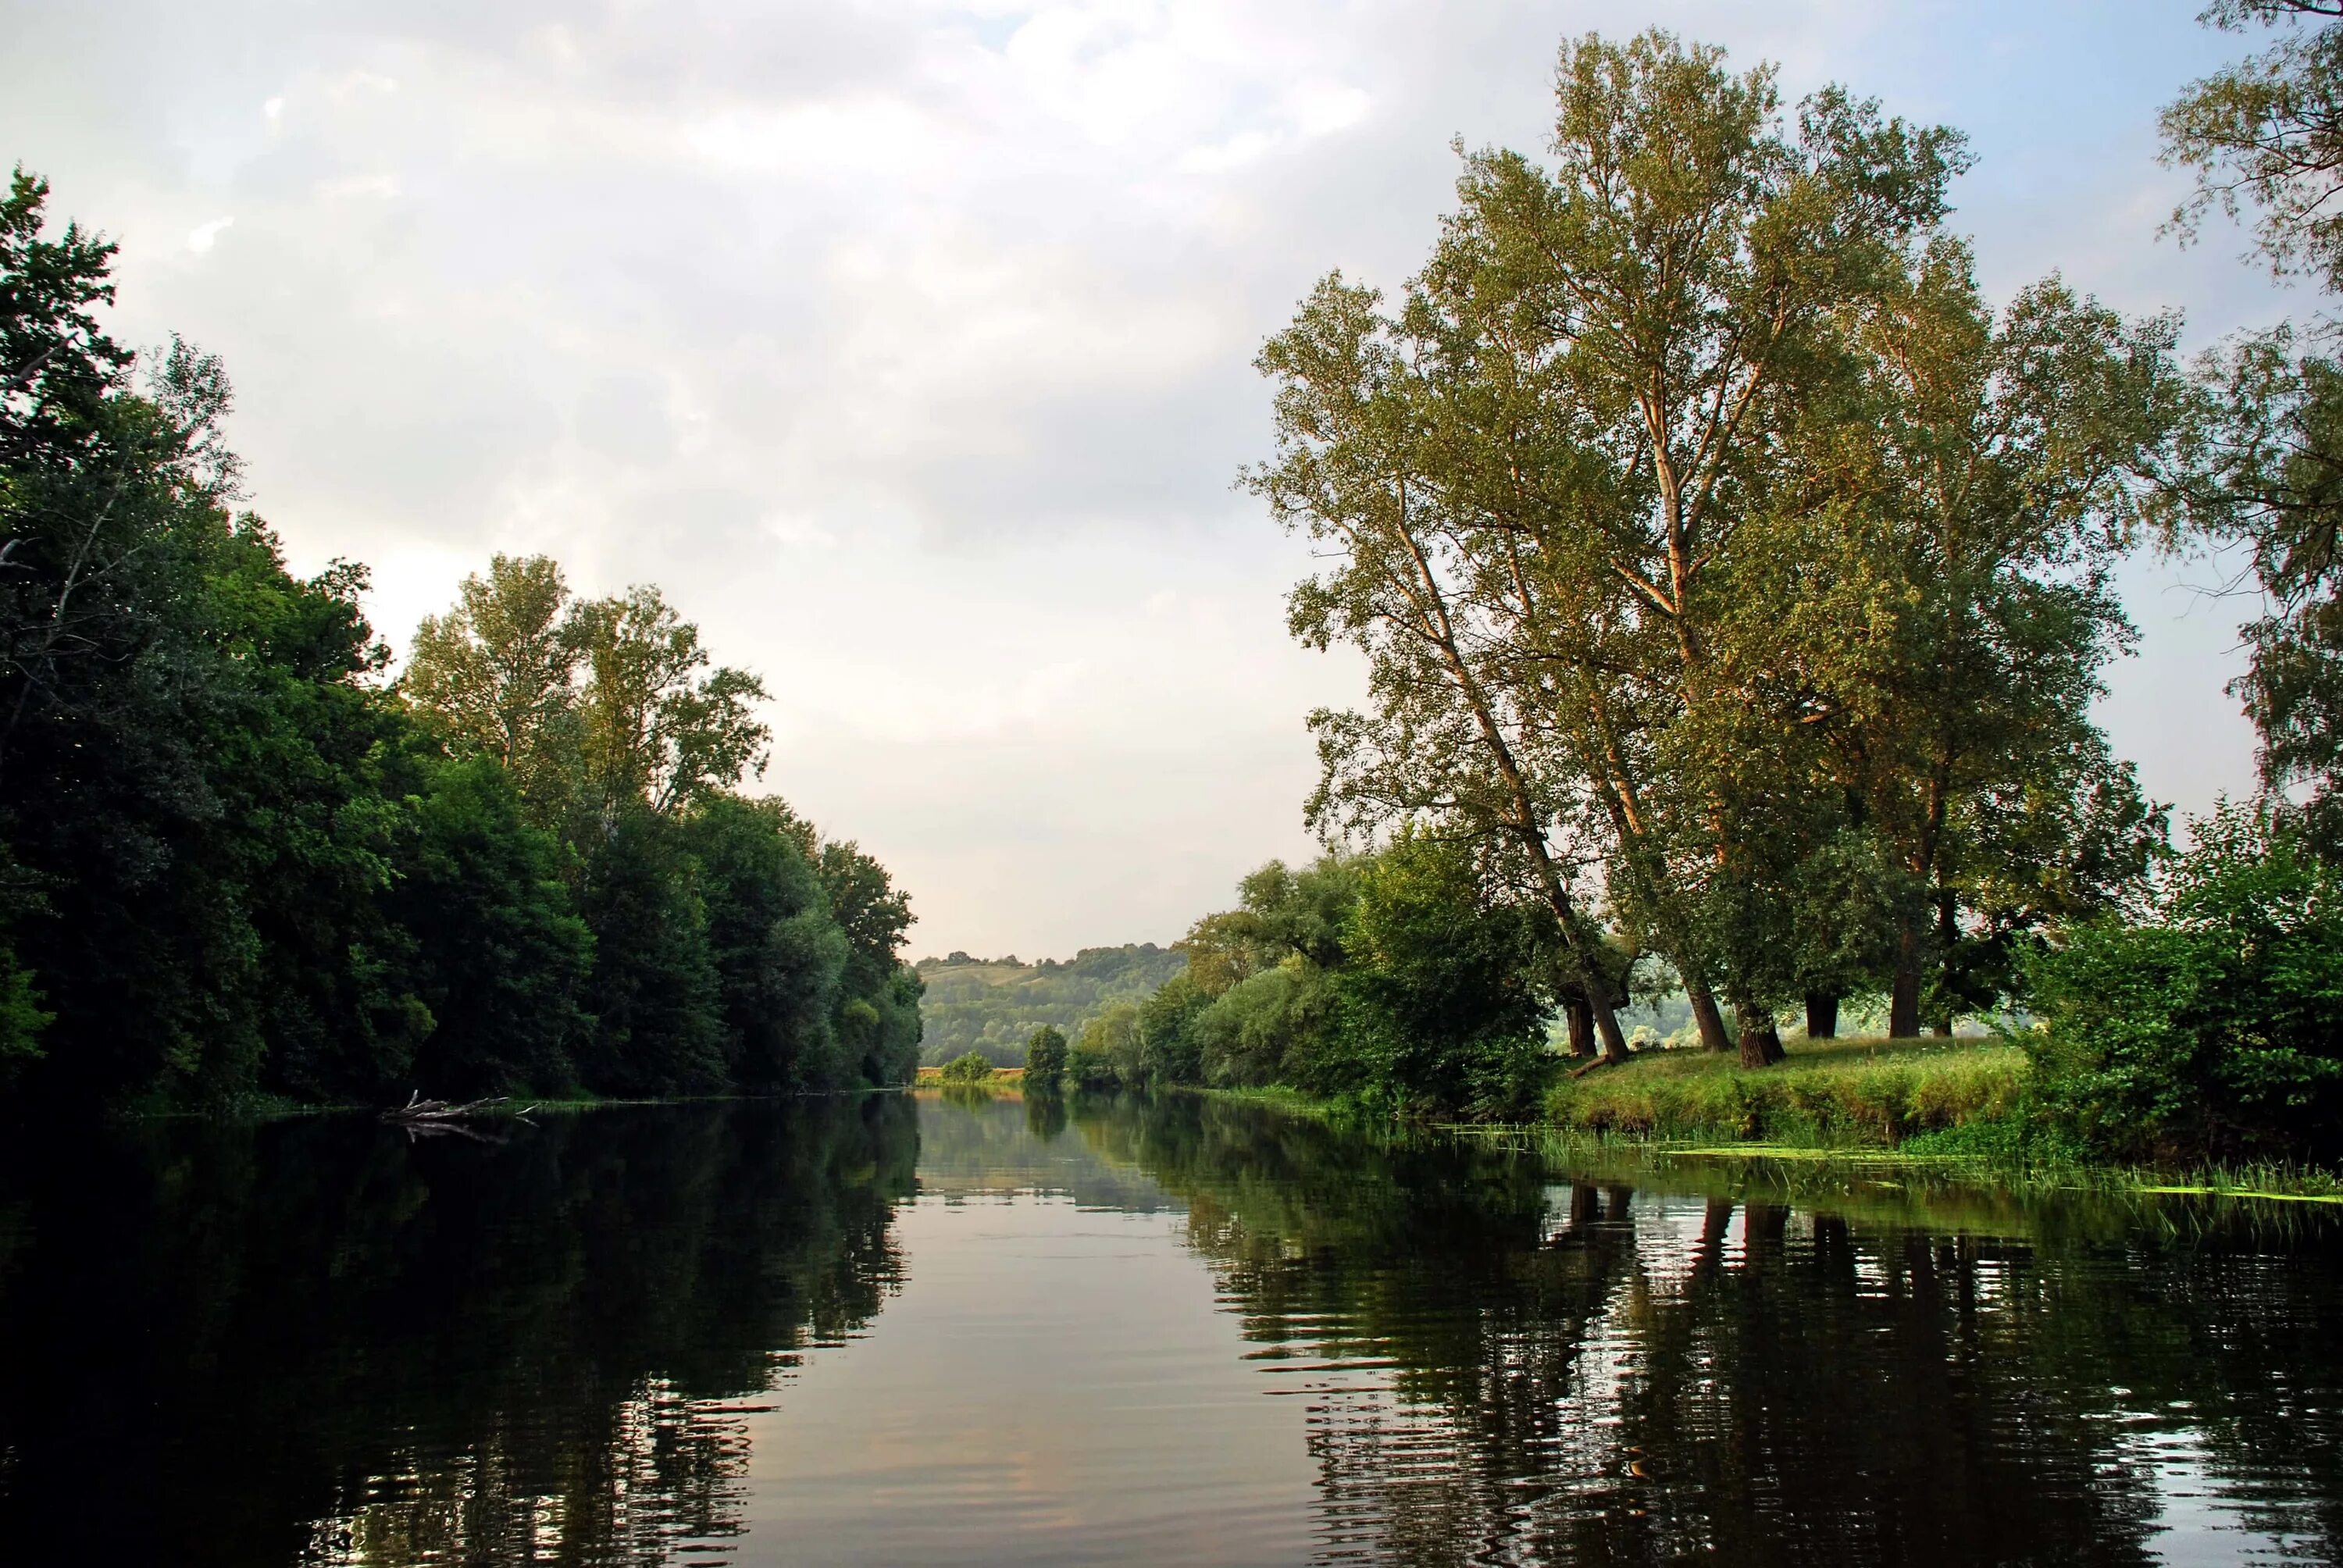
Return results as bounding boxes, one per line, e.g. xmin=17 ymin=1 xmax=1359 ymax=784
xmin=1543 ymin=1035 xmax=2025 ymax=1146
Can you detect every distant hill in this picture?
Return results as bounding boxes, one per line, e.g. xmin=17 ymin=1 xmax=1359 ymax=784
xmin=915 ymin=944 xmax=1188 ymax=1066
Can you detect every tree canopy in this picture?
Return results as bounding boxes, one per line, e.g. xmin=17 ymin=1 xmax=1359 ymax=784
xmin=0 ymin=172 xmax=921 ymax=1110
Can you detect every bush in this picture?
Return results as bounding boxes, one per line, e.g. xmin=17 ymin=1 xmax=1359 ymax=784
xmin=938 ymin=1050 xmax=994 ymax=1085
xmin=1024 ymin=1025 xmax=1068 ymax=1088
xmin=2025 ymin=803 xmax=2343 ymax=1162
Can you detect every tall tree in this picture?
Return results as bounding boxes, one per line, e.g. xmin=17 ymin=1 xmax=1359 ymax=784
xmin=2163 ymin=2 xmax=2343 ymax=850
xmin=403 ymin=554 xmax=580 ymax=814
xmin=2163 ymin=0 xmax=2343 ymax=294
xmin=571 ymin=585 xmax=771 ymax=824
xmin=1257 ymin=30 xmax=1963 ymax=1065
xmin=1767 ymin=246 xmax=2180 ymax=1034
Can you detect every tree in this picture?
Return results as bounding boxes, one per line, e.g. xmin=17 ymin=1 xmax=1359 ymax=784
xmin=1332 ymin=829 xmax=1556 ymax=1116
xmin=1132 ymin=972 xmax=1211 ymax=1088
xmin=2163 ymin=1 xmax=2343 ymax=294
xmin=2027 ymin=800 xmax=2343 ymax=1162
xmin=572 ymin=809 xmax=726 ymax=1098
xmin=2162 ymin=2 xmax=2343 ymax=851
xmin=1023 ymin=1025 xmax=1068 ymax=1088
xmin=403 ymin=554 xmax=580 ymax=814
xmin=1767 ymin=246 xmax=2180 ymax=1033
xmin=571 ymin=586 xmax=770 ymax=825
xmin=1254 ymin=276 xmax=1637 ymax=1064
xmin=0 ymin=171 xmax=928 ymax=1114
xmin=386 ymin=751 xmax=594 ymax=1097
xmin=679 ymin=794 xmax=847 ymax=1092
xmin=1070 ymin=1001 xmax=1139 ymax=1091
xmin=1256 ymin=30 xmax=1965 ymax=1065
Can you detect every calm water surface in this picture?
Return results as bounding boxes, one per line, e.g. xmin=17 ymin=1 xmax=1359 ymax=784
xmin=2 ymin=1092 xmax=2340 ymax=1565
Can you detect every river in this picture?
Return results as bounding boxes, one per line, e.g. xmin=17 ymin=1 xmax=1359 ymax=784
xmin=0 ymin=1092 xmax=2338 ymax=1565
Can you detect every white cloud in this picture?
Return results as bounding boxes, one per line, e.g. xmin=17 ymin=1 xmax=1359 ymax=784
xmin=184 ymin=216 xmax=234 ymax=253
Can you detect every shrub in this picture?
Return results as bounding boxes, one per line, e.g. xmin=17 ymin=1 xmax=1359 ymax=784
xmin=2025 ymin=803 xmax=2343 ymax=1162
xmin=938 ymin=1050 xmax=994 ymax=1085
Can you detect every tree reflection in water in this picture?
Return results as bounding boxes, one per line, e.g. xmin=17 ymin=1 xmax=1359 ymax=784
xmin=5 ymin=1092 xmax=2342 ymax=1567
xmin=1076 ymin=1095 xmax=2343 ymax=1567
xmin=0 ymin=1099 xmax=917 ymax=1566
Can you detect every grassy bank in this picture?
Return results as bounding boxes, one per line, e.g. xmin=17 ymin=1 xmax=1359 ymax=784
xmin=1545 ymin=1035 xmax=2024 ymax=1146
xmin=912 ymin=1066 xmax=1026 ymax=1089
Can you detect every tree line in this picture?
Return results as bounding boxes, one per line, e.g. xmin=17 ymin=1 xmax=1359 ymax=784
xmin=1036 ymin=13 xmax=2343 ymax=1161
xmin=0 ymin=172 xmax=921 ymax=1110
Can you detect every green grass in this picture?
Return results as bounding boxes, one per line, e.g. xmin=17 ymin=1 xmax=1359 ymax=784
xmin=1543 ymin=1034 xmax=2026 ymax=1147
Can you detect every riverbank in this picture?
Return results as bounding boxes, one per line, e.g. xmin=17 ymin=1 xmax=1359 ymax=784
xmin=1544 ymin=1034 xmax=2024 ymax=1146
xmin=912 ymin=1066 xmax=1027 ymax=1088
xmin=1187 ymin=1037 xmax=2343 ymax=1203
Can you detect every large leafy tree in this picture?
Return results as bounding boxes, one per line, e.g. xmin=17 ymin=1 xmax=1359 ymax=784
xmin=1257 ymin=30 xmax=1963 ymax=1064
xmin=679 ymin=795 xmax=848 ymax=1092
xmin=2163 ymin=2 xmax=2343 ymax=850
xmin=2164 ymin=0 xmax=2343 ymax=294
xmin=404 ymin=554 xmax=580 ymax=814
xmin=572 ymin=586 xmax=770 ymax=824
xmin=1767 ymin=245 xmax=2179 ymax=1033
xmin=384 ymin=751 xmax=594 ymax=1097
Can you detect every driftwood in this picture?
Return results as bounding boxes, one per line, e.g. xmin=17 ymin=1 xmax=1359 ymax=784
xmin=383 ymin=1090 xmax=538 ymax=1142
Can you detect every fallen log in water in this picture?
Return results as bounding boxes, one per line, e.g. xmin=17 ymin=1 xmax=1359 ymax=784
xmin=382 ymin=1091 xmax=539 ymax=1139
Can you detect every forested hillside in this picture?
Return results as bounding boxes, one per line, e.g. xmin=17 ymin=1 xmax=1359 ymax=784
xmin=915 ymin=946 xmax=1186 ymax=1067
xmin=0 ymin=171 xmax=922 ymax=1111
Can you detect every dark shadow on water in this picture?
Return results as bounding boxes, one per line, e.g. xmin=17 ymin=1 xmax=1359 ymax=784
xmin=0 ymin=1098 xmax=918 ymax=1566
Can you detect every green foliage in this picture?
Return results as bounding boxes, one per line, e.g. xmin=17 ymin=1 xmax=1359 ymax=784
xmin=938 ymin=1050 xmax=994 ymax=1085
xmin=385 ymin=752 xmax=593 ymax=1098
xmin=1110 ymin=836 xmax=1564 ymax=1118
xmin=1193 ymin=964 xmax=1330 ymax=1090
xmin=1546 ymin=1038 xmax=2026 ymax=1145
xmin=2026 ymin=804 xmax=2343 ymax=1162
xmin=1332 ymin=832 xmax=1557 ymax=1117
xmin=2161 ymin=7 xmax=2343 ymax=853
xmin=0 ymin=171 xmax=922 ymax=1112
xmin=1022 ymin=1025 xmax=1068 ymax=1088
xmin=915 ymin=944 xmax=1185 ymax=1066
xmin=1131 ymin=973 xmax=1211 ymax=1089
xmin=1068 ymin=1001 xmax=1138 ymax=1091
xmin=678 ymin=795 xmax=848 ymax=1092
xmin=1248 ymin=29 xmax=2177 ymax=1066
xmin=2162 ymin=0 xmax=2343 ymax=294
xmin=404 ymin=554 xmax=579 ymax=811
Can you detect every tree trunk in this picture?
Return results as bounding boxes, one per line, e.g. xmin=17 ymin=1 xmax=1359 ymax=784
xmin=1804 ymin=991 xmax=1839 ymax=1041
xmin=1564 ymin=994 xmax=1594 ymax=1058
xmin=1536 ymin=886 xmax=1630 ymax=1064
xmin=1730 ymin=986 xmax=1786 ymax=1068
xmin=1889 ymin=922 xmax=1922 ymax=1039
xmin=1932 ymin=887 xmax=1960 ymax=1036
xmin=1688 ymin=982 xmax=1732 ymax=1053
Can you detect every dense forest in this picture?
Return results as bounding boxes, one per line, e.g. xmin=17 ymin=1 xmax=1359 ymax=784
xmin=0 ymin=173 xmax=922 ymax=1111
xmin=915 ymin=945 xmax=1186 ymax=1067
xmin=1028 ymin=16 xmax=2343 ymax=1164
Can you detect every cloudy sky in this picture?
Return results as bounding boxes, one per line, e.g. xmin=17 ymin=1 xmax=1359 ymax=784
xmin=0 ymin=0 xmax=2306 ymax=959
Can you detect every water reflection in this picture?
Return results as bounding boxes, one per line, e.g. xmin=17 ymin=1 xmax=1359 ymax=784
xmin=1080 ymin=1096 xmax=2343 ymax=1566
xmin=0 ymin=1099 xmax=917 ymax=1566
xmin=2 ymin=1092 xmax=2340 ymax=1566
